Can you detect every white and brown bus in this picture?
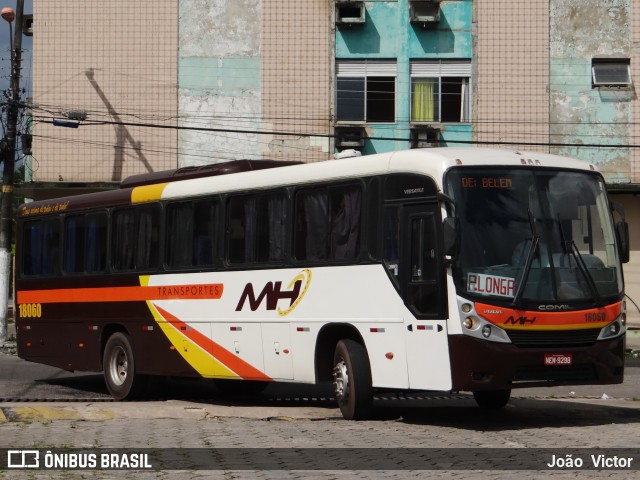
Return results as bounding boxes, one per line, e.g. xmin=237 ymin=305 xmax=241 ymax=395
xmin=15 ymin=148 xmax=629 ymax=419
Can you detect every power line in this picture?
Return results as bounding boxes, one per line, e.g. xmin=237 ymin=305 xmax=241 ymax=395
xmin=29 ymin=115 xmax=640 ymax=151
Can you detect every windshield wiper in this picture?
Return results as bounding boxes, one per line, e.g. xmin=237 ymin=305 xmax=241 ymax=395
xmin=557 ymin=217 xmax=602 ymax=306
xmin=511 ymin=209 xmax=539 ymax=309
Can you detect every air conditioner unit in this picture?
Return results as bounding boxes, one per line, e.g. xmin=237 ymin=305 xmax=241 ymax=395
xmin=22 ymin=14 xmax=33 ymax=36
xmin=335 ymin=126 xmax=366 ymax=148
xmin=409 ymin=0 xmax=441 ymax=26
xmin=336 ymin=1 xmax=365 ymax=26
xmin=410 ymin=126 xmax=441 ymax=149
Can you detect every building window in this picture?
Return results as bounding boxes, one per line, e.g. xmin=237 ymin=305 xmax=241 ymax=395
xmin=592 ymin=58 xmax=631 ymax=88
xmin=336 ymin=61 xmax=396 ymax=123
xmin=410 ymin=60 xmax=471 ymax=123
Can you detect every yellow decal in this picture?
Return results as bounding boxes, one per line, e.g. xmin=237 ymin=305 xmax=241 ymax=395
xmin=278 ymin=269 xmax=312 ymax=317
xmin=139 ymin=276 xmax=233 ymax=378
xmin=131 ymin=182 xmax=169 ymax=204
xmin=145 ymin=300 xmax=237 ymax=378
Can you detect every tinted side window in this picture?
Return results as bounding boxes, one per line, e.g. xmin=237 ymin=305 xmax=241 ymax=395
xmin=166 ymin=198 xmax=217 ymax=269
xmin=85 ymin=213 xmax=108 ymax=273
xmin=63 ymin=215 xmax=85 ymax=274
xmin=63 ymin=212 xmax=108 ymax=274
xmin=294 ymin=184 xmax=362 ymax=261
xmin=227 ymin=192 xmax=286 ymax=264
xmin=22 ymin=218 xmax=60 ymax=276
xmin=112 ymin=205 xmax=160 ymax=271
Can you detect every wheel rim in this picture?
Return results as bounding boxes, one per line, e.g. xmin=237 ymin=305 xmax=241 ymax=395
xmin=333 ymin=358 xmax=349 ymax=403
xmin=109 ymin=345 xmax=128 ymax=387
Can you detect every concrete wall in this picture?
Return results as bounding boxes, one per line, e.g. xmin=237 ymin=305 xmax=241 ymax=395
xmin=32 ymin=1 xmax=178 ymax=182
xmin=474 ymin=0 xmax=550 ymax=152
xmin=549 ymin=0 xmax=633 ymax=184
xmin=178 ymin=0 xmax=331 ymax=165
xmin=260 ymin=0 xmax=332 ymax=162
xmin=178 ymin=0 xmax=262 ymax=166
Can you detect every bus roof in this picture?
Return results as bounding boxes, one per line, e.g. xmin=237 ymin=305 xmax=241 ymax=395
xmin=17 ymin=148 xmax=598 ymax=218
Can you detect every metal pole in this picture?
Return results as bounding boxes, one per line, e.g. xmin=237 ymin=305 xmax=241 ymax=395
xmin=0 ymin=0 xmax=24 ymax=345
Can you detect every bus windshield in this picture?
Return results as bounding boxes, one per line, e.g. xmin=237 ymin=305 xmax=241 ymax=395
xmin=445 ymin=168 xmax=623 ymax=308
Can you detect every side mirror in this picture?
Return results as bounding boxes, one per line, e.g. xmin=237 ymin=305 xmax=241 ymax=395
xmin=615 ymin=221 xmax=630 ymax=263
xmin=610 ymin=201 xmax=630 ymax=264
xmin=443 ymin=217 xmax=460 ymax=258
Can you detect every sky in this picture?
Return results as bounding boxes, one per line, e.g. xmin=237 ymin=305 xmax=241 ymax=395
xmin=0 ymin=0 xmax=33 ymax=97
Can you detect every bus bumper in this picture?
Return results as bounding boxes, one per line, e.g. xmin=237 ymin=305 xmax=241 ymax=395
xmin=448 ymin=334 xmax=625 ymax=392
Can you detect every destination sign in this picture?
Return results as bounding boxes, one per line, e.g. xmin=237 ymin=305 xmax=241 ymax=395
xmin=461 ymin=177 xmax=513 ymax=189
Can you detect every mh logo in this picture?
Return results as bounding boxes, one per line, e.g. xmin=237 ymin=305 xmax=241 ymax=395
xmin=235 ymin=269 xmax=312 ymax=317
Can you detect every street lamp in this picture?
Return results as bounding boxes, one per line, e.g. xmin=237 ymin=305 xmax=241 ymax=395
xmin=0 ymin=0 xmax=24 ymax=346
xmin=1 ymin=8 xmax=14 ymax=46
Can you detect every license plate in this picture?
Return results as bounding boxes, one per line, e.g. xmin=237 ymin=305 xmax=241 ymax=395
xmin=544 ymin=353 xmax=573 ymax=366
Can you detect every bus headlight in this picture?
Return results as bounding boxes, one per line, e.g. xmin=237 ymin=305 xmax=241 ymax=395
xmin=463 ymin=317 xmax=476 ymax=330
xmin=461 ymin=303 xmax=473 ymax=314
xmin=599 ymin=320 xmax=623 ymax=340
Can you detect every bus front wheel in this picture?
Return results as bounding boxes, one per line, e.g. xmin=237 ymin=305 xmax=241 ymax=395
xmin=103 ymin=332 xmax=145 ymax=400
xmin=332 ymin=339 xmax=373 ymax=420
xmin=473 ymin=389 xmax=511 ymax=409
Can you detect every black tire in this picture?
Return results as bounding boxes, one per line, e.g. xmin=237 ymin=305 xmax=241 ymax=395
xmin=473 ymin=389 xmax=511 ymax=409
xmin=332 ymin=339 xmax=373 ymax=420
xmin=103 ymin=332 xmax=146 ymax=400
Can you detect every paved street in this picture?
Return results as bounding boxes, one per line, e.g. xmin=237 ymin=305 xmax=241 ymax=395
xmin=0 ymin=324 xmax=639 ymax=479
xmin=1 ymin=393 xmax=640 ymax=479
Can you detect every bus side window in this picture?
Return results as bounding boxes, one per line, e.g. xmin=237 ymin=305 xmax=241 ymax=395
xmin=330 ymin=185 xmax=361 ymax=259
xmin=136 ymin=206 xmax=160 ymax=270
xmin=294 ymin=184 xmax=362 ymax=262
xmin=227 ymin=192 xmax=286 ymax=265
xmin=192 ymin=199 xmax=217 ymax=266
xmin=166 ymin=202 xmax=194 ymax=268
xmin=294 ymin=189 xmax=329 ymax=261
xmin=112 ymin=205 xmax=160 ymax=271
xmin=23 ymin=219 xmax=60 ymax=276
xmin=85 ymin=213 xmax=107 ymax=273
xmin=63 ymin=215 xmax=85 ymax=274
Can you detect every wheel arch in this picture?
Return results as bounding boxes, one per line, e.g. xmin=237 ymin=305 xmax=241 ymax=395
xmin=315 ymin=323 xmax=367 ymax=382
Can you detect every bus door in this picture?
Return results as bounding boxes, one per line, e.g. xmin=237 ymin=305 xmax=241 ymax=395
xmin=401 ymin=204 xmax=451 ymax=390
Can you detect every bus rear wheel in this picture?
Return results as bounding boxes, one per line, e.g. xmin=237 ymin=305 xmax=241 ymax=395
xmin=103 ymin=332 xmax=145 ymax=400
xmin=332 ymin=339 xmax=373 ymax=420
xmin=473 ymin=389 xmax=511 ymax=409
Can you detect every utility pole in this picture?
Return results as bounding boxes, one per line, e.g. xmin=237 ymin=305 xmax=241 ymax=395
xmin=0 ymin=0 xmax=24 ymax=345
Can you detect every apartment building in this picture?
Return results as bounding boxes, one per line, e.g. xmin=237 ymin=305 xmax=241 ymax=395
xmin=475 ymin=0 xmax=640 ymax=323
xmin=333 ymin=0 xmax=473 ymax=153
xmin=30 ymin=0 xmax=331 ymax=192
xmin=26 ymin=1 xmax=640 ymax=317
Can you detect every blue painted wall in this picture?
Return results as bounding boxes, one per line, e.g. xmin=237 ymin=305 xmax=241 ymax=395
xmin=549 ymin=0 xmax=632 ymax=183
xmin=335 ymin=0 xmax=473 ymax=154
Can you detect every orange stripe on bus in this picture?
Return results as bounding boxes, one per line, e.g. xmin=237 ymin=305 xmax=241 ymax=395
xmin=475 ymin=301 xmax=622 ymax=330
xmin=17 ymin=284 xmax=224 ymax=304
xmin=154 ymin=305 xmax=271 ymax=381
